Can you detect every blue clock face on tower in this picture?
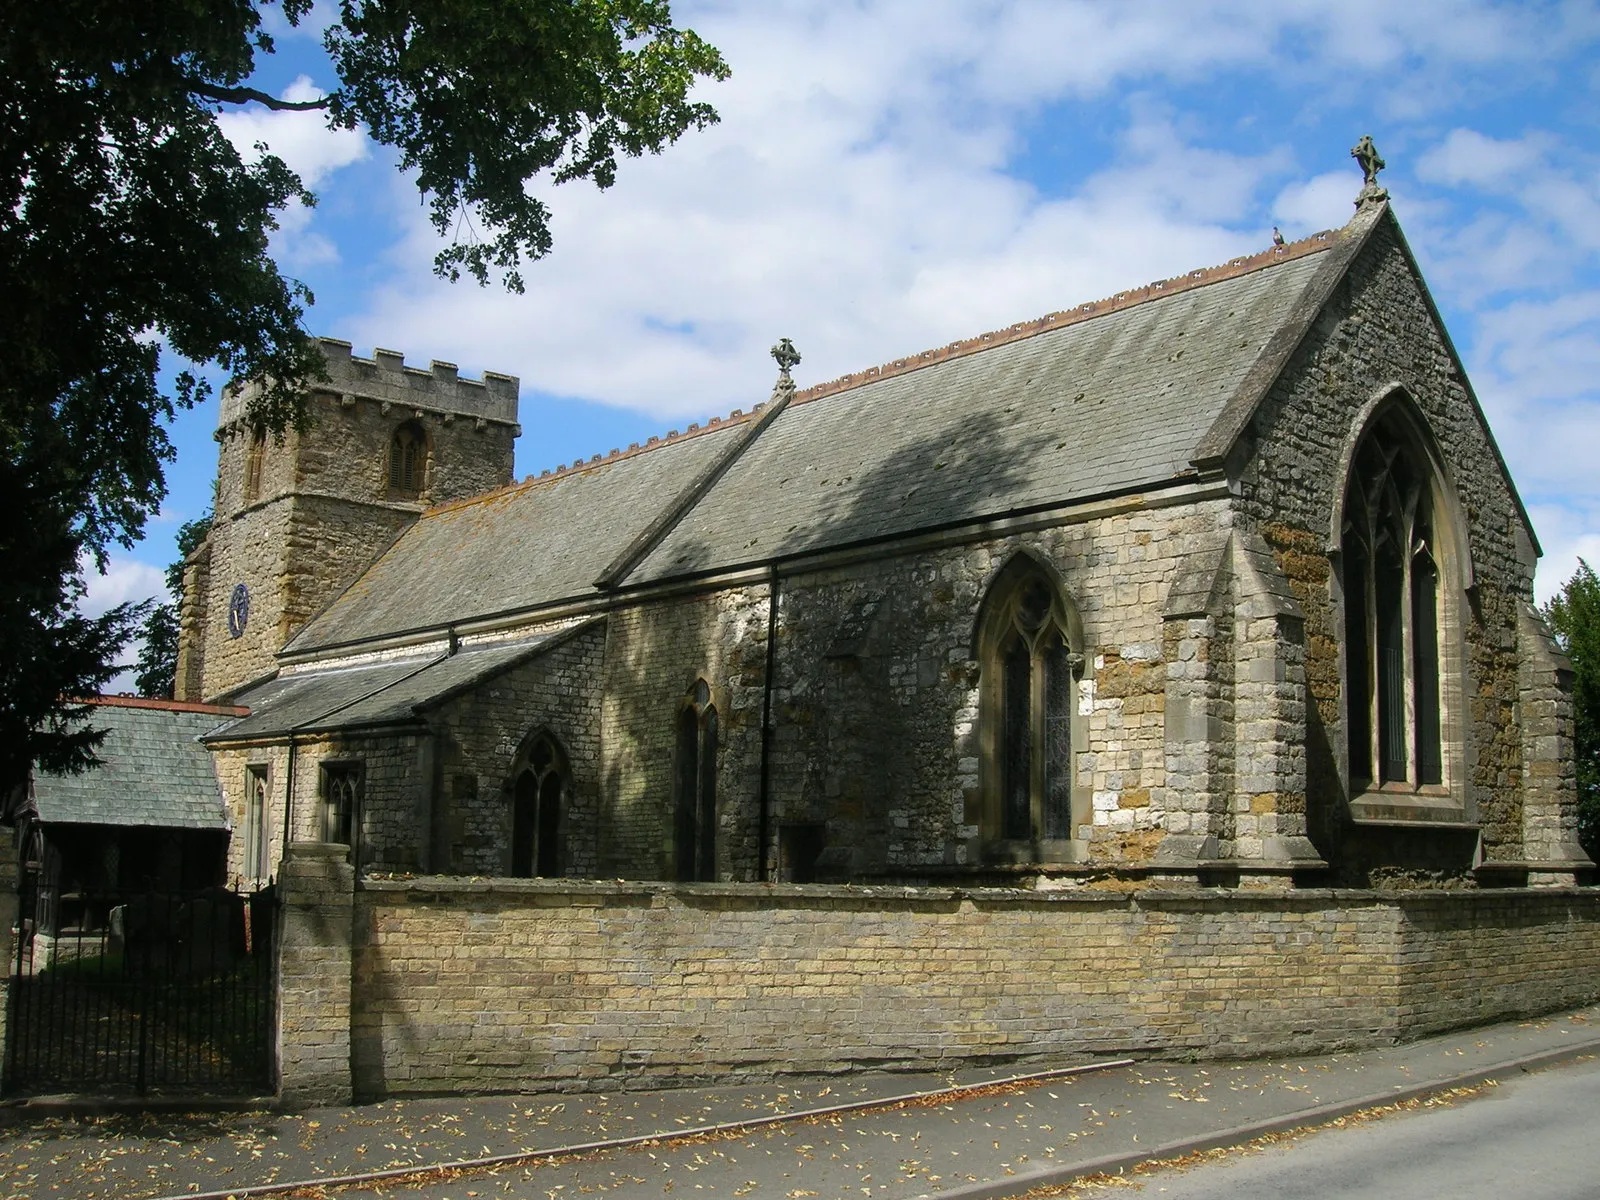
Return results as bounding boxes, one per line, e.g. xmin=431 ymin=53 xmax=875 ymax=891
xmin=228 ymin=583 xmax=250 ymax=639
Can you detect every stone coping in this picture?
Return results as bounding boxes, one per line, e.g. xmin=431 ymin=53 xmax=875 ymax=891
xmin=354 ymin=873 xmax=1600 ymax=909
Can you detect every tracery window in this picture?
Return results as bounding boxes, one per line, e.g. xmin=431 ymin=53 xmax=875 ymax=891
xmin=320 ymin=762 xmax=361 ymax=848
xmin=675 ymin=680 xmax=719 ymax=881
xmin=512 ymin=733 xmax=565 ymax=877
xmin=980 ymin=558 xmax=1082 ymax=845
xmin=388 ymin=421 xmax=428 ymax=499
xmin=1341 ymin=413 xmax=1445 ymax=792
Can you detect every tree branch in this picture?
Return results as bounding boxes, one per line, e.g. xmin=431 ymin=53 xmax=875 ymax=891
xmin=189 ymin=82 xmax=331 ymax=111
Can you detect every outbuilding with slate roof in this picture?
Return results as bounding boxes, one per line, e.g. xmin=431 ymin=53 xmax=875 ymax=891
xmin=19 ymin=696 xmax=240 ymax=906
xmin=181 ymin=189 xmax=1590 ymax=893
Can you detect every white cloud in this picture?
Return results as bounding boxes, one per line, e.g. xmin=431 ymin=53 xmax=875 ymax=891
xmin=78 ymin=555 xmax=166 ymax=618
xmin=1529 ymin=502 xmax=1600 ymax=607
xmin=1272 ymin=171 xmax=1354 ymax=235
xmin=216 ymin=75 xmax=369 ymax=187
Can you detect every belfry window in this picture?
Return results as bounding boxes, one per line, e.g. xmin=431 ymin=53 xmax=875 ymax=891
xmin=243 ymin=426 xmax=266 ymax=504
xmin=675 ymin=680 xmax=718 ymax=881
xmin=511 ymin=733 xmax=565 ymax=878
xmin=388 ymin=421 xmax=427 ymax=499
xmin=1341 ymin=416 xmax=1445 ymax=791
xmin=981 ymin=559 xmax=1081 ymax=844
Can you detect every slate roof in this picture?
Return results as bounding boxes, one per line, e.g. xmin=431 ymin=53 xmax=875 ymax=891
xmin=30 ymin=699 xmax=235 ymax=829
xmin=287 ymin=423 xmax=746 ymax=653
xmin=631 ymin=247 xmax=1333 ymax=582
xmin=285 ymin=226 xmax=1358 ymax=656
xmin=210 ymin=630 xmax=582 ymax=740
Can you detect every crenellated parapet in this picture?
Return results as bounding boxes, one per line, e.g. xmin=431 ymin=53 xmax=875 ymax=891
xmin=219 ymin=337 xmax=520 ymax=435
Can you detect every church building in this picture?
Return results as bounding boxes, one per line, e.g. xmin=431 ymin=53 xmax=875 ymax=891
xmin=176 ymin=185 xmax=1591 ymax=895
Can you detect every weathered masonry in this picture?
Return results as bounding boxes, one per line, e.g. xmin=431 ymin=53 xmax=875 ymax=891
xmin=186 ymin=191 xmax=1589 ymax=896
xmin=272 ymin=847 xmax=1600 ymax=1104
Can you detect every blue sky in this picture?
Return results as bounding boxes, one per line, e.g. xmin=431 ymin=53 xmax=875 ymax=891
xmin=89 ymin=0 xmax=1600 ymax=678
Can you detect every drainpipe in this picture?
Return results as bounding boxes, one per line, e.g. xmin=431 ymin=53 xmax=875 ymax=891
xmin=280 ymin=738 xmax=298 ymax=876
xmin=757 ymin=563 xmax=780 ymax=882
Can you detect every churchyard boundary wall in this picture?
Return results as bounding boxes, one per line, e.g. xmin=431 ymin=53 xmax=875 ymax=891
xmin=273 ymin=844 xmax=1600 ymax=1104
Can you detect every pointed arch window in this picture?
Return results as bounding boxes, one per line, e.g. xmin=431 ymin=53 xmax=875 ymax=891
xmin=243 ymin=425 xmax=267 ymax=505
xmin=1342 ymin=414 xmax=1446 ymax=791
xmin=388 ymin=421 xmax=428 ymax=500
xmin=675 ymin=680 xmax=718 ymax=881
xmin=511 ymin=733 xmax=565 ymax=877
xmin=981 ymin=560 xmax=1082 ymax=846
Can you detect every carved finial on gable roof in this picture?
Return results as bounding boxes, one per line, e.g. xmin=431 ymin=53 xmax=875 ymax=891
xmin=771 ymin=337 xmax=801 ymax=382
xmin=1351 ymin=134 xmax=1389 ymax=208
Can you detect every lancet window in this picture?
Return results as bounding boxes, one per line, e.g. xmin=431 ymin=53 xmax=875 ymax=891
xmin=243 ymin=426 xmax=267 ymax=504
xmin=388 ymin=421 xmax=427 ymax=499
xmin=320 ymin=762 xmax=361 ymax=847
xmin=980 ymin=558 xmax=1082 ymax=845
xmin=675 ymin=680 xmax=719 ymax=881
xmin=512 ymin=733 xmax=565 ymax=878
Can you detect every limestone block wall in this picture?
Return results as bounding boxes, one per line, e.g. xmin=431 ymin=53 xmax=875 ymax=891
xmin=279 ymin=844 xmax=356 ymax=1107
xmin=430 ymin=625 xmax=608 ymax=877
xmin=214 ymin=743 xmax=291 ymax=887
xmin=196 ymin=502 xmax=296 ymax=699
xmin=213 ymin=732 xmax=432 ymax=881
xmin=1241 ymin=217 xmax=1541 ymax=874
xmin=599 ymin=587 xmax=772 ymax=879
xmin=339 ymin=877 xmax=1600 ymax=1099
xmin=762 ymin=499 xmax=1234 ymax=878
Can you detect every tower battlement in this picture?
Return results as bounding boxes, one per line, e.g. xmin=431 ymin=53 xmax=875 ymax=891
xmin=220 ymin=337 xmax=520 ymax=429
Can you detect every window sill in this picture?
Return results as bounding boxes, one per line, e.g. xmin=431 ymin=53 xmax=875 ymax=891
xmin=983 ymin=838 xmax=1090 ymax=865
xmin=1348 ymin=789 xmax=1471 ymax=827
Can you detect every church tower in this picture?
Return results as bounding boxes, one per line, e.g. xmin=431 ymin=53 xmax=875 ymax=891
xmin=175 ymin=338 xmax=519 ymax=701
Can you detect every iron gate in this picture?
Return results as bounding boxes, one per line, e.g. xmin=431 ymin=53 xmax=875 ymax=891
xmin=3 ymin=880 xmax=277 ymax=1096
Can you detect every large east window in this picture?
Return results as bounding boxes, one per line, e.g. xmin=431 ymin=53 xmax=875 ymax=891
xmin=1341 ymin=413 xmax=1445 ymax=792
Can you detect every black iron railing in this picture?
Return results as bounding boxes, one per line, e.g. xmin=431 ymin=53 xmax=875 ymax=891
xmin=3 ymin=882 xmax=277 ymax=1096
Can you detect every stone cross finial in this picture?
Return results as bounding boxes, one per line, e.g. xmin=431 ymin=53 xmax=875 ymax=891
xmin=771 ymin=337 xmax=801 ymax=381
xmin=1351 ymin=135 xmax=1389 ymax=208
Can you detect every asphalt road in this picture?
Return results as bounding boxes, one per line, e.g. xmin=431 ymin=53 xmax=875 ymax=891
xmin=1106 ymin=1056 xmax=1600 ymax=1200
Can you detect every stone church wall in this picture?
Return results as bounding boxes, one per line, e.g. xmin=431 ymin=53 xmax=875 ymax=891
xmin=429 ymin=624 xmax=608 ymax=877
xmin=599 ymin=586 xmax=773 ymax=879
xmin=330 ymin=875 xmax=1600 ymax=1098
xmin=1240 ymin=218 xmax=1539 ymax=876
xmin=761 ymin=497 xmax=1235 ymax=879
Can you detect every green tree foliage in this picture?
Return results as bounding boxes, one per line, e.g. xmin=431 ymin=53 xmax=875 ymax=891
xmin=133 ymin=512 xmax=215 ymax=699
xmin=1543 ymin=560 xmax=1600 ymax=859
xmin=1 ymin=0 xmax=727 ymax=788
